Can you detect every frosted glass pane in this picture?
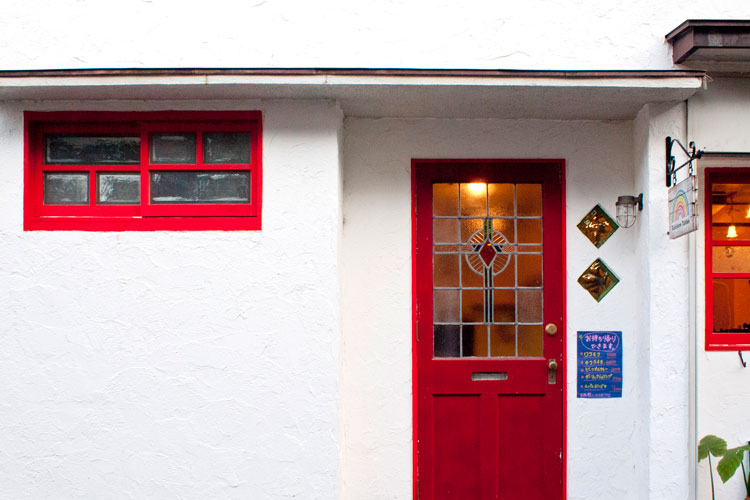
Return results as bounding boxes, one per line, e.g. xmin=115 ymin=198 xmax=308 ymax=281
xmin=517 ymin=219 xmax=542 ymax=244
xmin=462 ymin=289 xmax=484 ymax=323
xmin=203 ymin=132 xmax=251 ymax=164
xmin=45 ymin=135 xmax=140 ymax=165
xmin=434 ymin=219 xmax=458 ymax=243
xmin=434 ymin=254 xmax=459 ymax=287
xmin=492 ymin=218 xmax=515 ymax=242
xmin=150 ymin=171 xmax=250 ymax=204
xmin=492 ymin=290 xmax=515 ymax=322
xmin=460 ymin=183 xmax=487 ymax=216
xmin=98 ymin=173 xmax=140 ymax=204
xmin=150 ymin=133 xmax=196 ymax=164
xmin=433 ymin=183 xmax=458 ymax=216
xmin=517 ymin=184 xmax=542 ymax=216
xmin=518 ymin=325 xmax=543 ymax=357
xmin=517 ymin=254 xmax=542 ymax=287
xmin=434 ymin=325 xmax=460 ymax=357
xmin=434 ymin=289 xmax=460 ymax=323
xmin=517 ymin=289 xmax=542 ymax=323
xmin=490 ymin=324 xmax=515 ymax=357
xmin=488 ymin=183 xmax=514 ymax=216
xmin=462 ymin=325 xmax=488 ymax=357
xmin=44 ymin=173 xmax=88 ymax=205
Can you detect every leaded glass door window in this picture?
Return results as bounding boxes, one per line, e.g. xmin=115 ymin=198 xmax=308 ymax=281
xmin=432 ymin=182 xmax=543 ymax=358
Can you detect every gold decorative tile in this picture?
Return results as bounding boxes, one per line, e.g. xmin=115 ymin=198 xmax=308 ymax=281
xmin=578 ymin=259 xmax=619 ymax=302
xmin=577 ymin=204 xmax=618 ymax=248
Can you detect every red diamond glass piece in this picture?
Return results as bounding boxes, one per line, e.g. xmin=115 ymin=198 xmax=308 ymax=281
xmin=478 ymin=241 xmax=497 ymax=266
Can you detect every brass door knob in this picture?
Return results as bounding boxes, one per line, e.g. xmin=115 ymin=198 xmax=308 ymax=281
xmin=545 ymin=323 xmax=558 ymax=336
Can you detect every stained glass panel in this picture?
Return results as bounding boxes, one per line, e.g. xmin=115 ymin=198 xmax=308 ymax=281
xmin=432 ymin=182 xmax=544 ymax=358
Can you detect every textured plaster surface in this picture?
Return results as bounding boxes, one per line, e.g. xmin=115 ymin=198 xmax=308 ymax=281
xmin=1 ymin=0 xmax=749 ymax=71
xmin=690 ymin=80 xmax=750 ymax=500
xmin=341 ymin=117 xmax=652 ymax=500
xmin=0 ymin=99 xmax=344 ymax=499
xmin=635 ymin=103 xmax=691 ymax=500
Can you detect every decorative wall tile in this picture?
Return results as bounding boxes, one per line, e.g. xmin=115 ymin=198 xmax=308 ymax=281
xmin=577 ymin=258 xmax=619 ymax=302
xmin=577 ymin=204 xmax=618 ymax=248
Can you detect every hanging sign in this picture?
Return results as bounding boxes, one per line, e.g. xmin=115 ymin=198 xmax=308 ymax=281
xmin=668 ymin=175 xmax=698 ymax=239
xmin=577 ymin=331 xmax=622 ymax=399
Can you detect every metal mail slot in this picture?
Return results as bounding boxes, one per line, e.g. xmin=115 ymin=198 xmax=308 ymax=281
xmin=472 ymin=372 xmax=508 ymax=381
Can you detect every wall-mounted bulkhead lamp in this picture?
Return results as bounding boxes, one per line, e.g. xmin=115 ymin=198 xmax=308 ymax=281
xmin=615 ymin=194 xmax=643 ymax=228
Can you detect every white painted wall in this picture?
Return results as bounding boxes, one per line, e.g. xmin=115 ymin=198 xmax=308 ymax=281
xmin=688 ymin=79 xmax=750 ymax=500
xmin=633 ymin=102 xmax=691 ymax=500
xmin=1 ymin=0 xmax=749 ymax=72
xmin=0 ymin=99 xmax=344 ymax=499
xmin=340 ymin=117 xmax=659 ymax=500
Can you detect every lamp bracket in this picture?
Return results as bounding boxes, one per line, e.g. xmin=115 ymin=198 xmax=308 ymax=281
xmin=666 ymin=137 xmax=703 ymax=187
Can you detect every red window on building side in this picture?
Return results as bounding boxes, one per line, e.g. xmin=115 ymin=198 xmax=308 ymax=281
xmin=706 ymin=168 xmax=750 ymax=350
xmin=24 ymin=111 xmax=262 ymax=231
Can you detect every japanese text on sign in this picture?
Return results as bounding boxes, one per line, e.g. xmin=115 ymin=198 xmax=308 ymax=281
xmin=577 ymin=331 xmax=622 ymax=398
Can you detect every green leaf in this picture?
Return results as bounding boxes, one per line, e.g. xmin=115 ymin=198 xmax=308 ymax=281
xmin=699 ymin=435 xmax=727 ymax=461
xmin=717 ymin=445 xmax=750 ymax=483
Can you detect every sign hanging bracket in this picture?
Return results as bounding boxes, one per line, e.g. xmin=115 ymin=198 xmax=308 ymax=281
xmin=666 ymin=136 xmax=703 ymax=187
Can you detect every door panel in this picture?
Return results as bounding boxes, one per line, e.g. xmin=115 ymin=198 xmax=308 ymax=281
xmin=433 ymin=395 xmax=482 ymax=500
xmin=414 ymin=160 xmax=564 ymax=500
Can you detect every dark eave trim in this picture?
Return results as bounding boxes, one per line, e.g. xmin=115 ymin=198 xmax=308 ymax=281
xmin=666 ymin=20 xmax=750 ymax=64
xmin=0 ymin=67 xmax=707 ymax=80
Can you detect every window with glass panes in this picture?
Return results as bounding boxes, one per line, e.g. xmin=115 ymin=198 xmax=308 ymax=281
xmin=24 ymin=111 xmax=262 ymax=231
xmin=705 ymin=168 xmax=750 ymax=349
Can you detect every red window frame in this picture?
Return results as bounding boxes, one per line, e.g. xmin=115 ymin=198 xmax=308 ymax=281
xmin=24 ymin=111 xmax=262 ymax=231
xmin=705 ymin=167 xmax=750 ymax=350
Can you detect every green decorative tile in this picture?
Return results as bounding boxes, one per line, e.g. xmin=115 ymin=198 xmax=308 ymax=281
xmin=578 ymin=258 xmax=619 ymax=302
xmin=577 ymin=204 xmax=618 ymax=248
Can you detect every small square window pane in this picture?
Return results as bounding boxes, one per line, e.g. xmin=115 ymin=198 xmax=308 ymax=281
xmin=434 ymin=289 xmax=460 ymax=323
xmin=517 ymin=289 xmax=542 ymax=323
xmin=434 ymin=325 xmax=460 ymax=358
xmin=45 ymin=135 xmax=140 ymax=165
xmin=203 ymin=132 xmax=251 ymax=164
xmin=150 ymin=171 xmax=250 ymax=204
xmin=433 ymin=183 xmax=458 ymax=216
xmin=517 ymin=184 xmax=542 ymax=216
xmin=460 ymin=183 xmax=487 ymax=216
xmin=433 ymin=254 xmax=459 ymax=288
xmin=490 ymin=324 xmax=516 ymax=357
xmin=150 ymin=133 xmax=196 ymax=164
xmin=462 ymin=325 xmax=488 ymax=357
xmin=44 ymin=173 xmax=89 ymax=205
xmin=98 ymin=173 xmax=140 ymax=204
xmin=518 ymin=325 xmax=543 ymax=357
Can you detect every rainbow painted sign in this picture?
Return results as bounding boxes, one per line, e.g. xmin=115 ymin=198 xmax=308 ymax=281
xmin=668 ymin=175 xmax=698 ymax=239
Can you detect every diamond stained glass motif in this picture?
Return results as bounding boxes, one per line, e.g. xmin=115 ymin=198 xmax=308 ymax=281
xmin=466 ymin=219 xmax=513 ymax=276
xmin=577 ymin=258 xmax=619 ymax=302
xmin=577 ymin=204 xmax=618 ymax=248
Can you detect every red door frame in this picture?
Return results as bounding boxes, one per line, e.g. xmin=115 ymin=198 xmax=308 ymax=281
xmin=411 ymin=158 xmax=567 ymax=499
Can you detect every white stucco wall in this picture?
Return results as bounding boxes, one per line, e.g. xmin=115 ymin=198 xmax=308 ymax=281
xmin=340 ymin=117 xmax=663 ymax=500
xmin=688 ymin=79 xmax=750 ymax=500
xmin=0 ymin=99 xmax=344 ymax=499
xmin=1 ymin=0 xmax=749 ymax=72
xmin=633 ymin=102 xmax=691 ymax=500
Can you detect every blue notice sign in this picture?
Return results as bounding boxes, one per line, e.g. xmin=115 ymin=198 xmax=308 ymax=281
xmin=577 ymin=331 xmax=622 ymax=398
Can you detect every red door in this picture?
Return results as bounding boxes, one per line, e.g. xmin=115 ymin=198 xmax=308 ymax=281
xmin=413 ymin=160 xmax=564 ymax=500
